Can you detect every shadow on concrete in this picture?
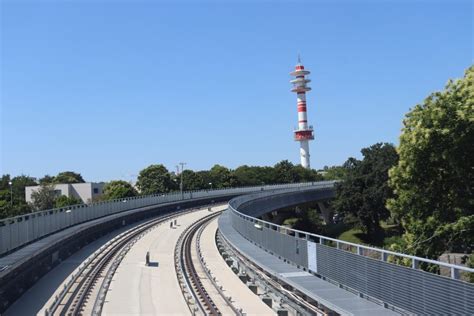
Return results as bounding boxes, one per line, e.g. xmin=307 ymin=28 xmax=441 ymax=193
xmin=4 ymin=225 xmax=136 ymax=316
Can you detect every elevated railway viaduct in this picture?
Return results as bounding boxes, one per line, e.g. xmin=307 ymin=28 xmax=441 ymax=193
xmin=0 ymin=183 xmax=315 ymax=313
xmin=0 ymin=181 xmax=473 ymax=315
xmin=219 ymin=186 xmax=474 ymax=315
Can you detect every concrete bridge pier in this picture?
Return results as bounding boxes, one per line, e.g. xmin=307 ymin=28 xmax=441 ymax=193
xmin=317 ymin=201 xmax=332 ymax=224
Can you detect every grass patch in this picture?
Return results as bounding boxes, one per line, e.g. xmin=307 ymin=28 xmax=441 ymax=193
xmin=323 ymin=222 xmax=349 ymax=238
xmin=338 ymin=227 xmax=366 ymax=244
xmin=334 ymin=222 xmax=402 ymax=247
xmin=282 ymin=217 xmax=299 ymax=227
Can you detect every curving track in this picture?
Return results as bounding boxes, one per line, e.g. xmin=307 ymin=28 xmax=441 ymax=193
xmin=17 ymin=204 xmax=275 ymax=316
xmin=45 ymin=209 xmax=197 ymax=316
xmin=175 ymin=211 xmax=241 ymax=316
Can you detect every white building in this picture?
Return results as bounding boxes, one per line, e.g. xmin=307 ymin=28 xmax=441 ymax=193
xmin=25 ymin=182 xmax=105 ymax=204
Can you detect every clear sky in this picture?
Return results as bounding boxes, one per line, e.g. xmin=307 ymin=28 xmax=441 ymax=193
xmin=1 ymin=0 xmax=472 ymax=182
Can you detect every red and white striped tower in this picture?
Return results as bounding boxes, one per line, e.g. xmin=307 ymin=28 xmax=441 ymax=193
xmin=290 ymin=56 xmax=314 ymax=169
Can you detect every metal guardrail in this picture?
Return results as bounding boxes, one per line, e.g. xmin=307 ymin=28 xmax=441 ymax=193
xmin=227 ymin=185 xmax=474 ymax=315
xmin=230 ymin=200 xmax=474 ymax=280
xmin=0 ymin=182 xmax=315 ymax=256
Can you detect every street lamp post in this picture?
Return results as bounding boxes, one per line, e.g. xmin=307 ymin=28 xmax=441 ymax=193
xmin=179 ymin=162 xmax=186 ymax=200
xmin=8 ymin=181 xmax=13 ymax=207
xmin=209 ymin=182 xmax=213 ymax=190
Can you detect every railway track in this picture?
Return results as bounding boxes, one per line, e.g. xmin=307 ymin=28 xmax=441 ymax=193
xmin=175 ymin=211 xmax=241 ymax=316
xmin=45 ymin=207 xmax=200 ymax=316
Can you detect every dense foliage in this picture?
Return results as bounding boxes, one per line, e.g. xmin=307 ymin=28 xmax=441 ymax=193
xmin=1 ymin=161 xmax=323 ymax=219
xmin=29 ymin=184 xmax=84 ymax=211
xmin=0 ymin=174 xmax=37 ymax=218
xmin=321 ymin=165 xmax=348 ymax=180
xmin=135 ymin=160 xmax=323 ymax=194
xmin=40 ymin=171 xmax=85 ymax=184
xmin=102 ymin=180 xmax=138 ymax=200
xmin=387 ymin=66 xmax=474 ymax=259
xmin=136 ymin=164 xmax=176 ymax=195
xmin=55 ymin=195 xmax=83 ymax=208
xmin=30 ymin=184 xmax=57 ymax=211
xmin=333 ymin=143 xmax=399 ymax=237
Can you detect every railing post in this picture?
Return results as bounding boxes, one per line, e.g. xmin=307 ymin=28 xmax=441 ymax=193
xmin=357 ymin=246 xmax=363 ymax=256
xmin=412 ymin=258 xmax=418 ymax=269
xmin=451 ymin=267 xmax=460 ymax=280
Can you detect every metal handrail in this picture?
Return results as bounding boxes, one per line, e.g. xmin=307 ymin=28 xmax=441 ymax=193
xmin=228 ymin=186 xmax=474 ymax=279
xmin=0 ymin=182 xmax=322 ymax=256
xmin=0 ymin=182 xmax=315 ymax=224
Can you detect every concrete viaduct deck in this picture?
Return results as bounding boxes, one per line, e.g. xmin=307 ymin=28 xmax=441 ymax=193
xmin=220 ymin=186 xmax=474 ymax=315
xmin=1 ymin=181 xmax=472 ymax=315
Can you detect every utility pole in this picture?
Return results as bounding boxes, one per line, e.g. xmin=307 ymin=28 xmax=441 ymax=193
xmin=179 ymin=162 xmax=186 ymax=199
xmin=8 ymin=181 xmax=13 ymax=207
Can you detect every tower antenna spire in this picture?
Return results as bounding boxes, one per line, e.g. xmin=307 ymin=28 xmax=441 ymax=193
xmin=290 ymin=59 xmax=314 ymax=169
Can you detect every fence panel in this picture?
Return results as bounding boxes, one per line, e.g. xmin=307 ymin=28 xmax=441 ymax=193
xmin=228 ymin=185 xmax=474 ymax=315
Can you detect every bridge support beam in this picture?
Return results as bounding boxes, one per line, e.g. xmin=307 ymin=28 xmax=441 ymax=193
xmin=317 ymin=202 xmax=332 ymax=224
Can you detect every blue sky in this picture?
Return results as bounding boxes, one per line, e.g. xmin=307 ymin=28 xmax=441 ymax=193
xmin=1 ymin=0 xmax=472 ymax=182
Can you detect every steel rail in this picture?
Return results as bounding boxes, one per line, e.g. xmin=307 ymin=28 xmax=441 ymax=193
xmin=195 ymin=218 xmax=243 ymax=315
xmin=176 ymin=212 xmax=223 ymax=316
xmin=45 ymin=206 xmax=203 ymax=316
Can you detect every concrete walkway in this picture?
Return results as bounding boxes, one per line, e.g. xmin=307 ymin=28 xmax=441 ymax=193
xmin=103 ymin=206 xmax=226 ymax=315
xmin=200 ymin=217 xmax=276 ymax=315
xmin=219 ymin=211 xmax=399 ymax=316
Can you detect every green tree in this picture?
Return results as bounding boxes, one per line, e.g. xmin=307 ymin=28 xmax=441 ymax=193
xmin=322 ymin=165 xmax=348 ymax=180
xmin=195 ymin=170 xmax=213 ymax=189
xmin=234 ymin=165 xmax=277 ymax=186
xmin=0 ymin=175 xmax=13 ymax=217
xmin=54 ymin=171 xmax=85 ymax=184
xmin=293 ymin=208 xmax=324 ymax=233
xmin=273 ymin=160 xmax=298 ymax=183
xmin=387 ymin=66 xmax=474 ymax=259
xmin=181 ymin=170 xmax=206 ymax=191
xmin=208 ymin=165 xmax=237 ymax=188
xmin=55 ymin=195 xmax=83 ymax=208
xmin=39 ymin=175 xmax=55 ymax=184
xmin=11 ymin=175 xmax=37 ymax=200
xmin=293 ymin=165 xmax=323 ymax=182
xmin=137 ymin=164 xmax=175 ymax=194
xmin=333 ymin=143 xmax=399 ymax=237
xmin=0 ymin=175 xmax=36 ymax=219
xmin=234 ymin=165 xmax=260 ymax=186
xmin=102 ymin=180 xmax=138 ymax=200
xmin=253 ymin=166 xmax=277 ymax=184
xmin=272 ymin=160 xmax=321 ymax=183
xmin=30 ymin=183 xmax=57 ymax=211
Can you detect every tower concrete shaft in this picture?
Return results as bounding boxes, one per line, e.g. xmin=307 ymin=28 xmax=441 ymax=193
xmin=290 ymin=58 xmax=314 ymax=169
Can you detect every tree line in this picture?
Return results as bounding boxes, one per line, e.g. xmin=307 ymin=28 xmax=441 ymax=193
xmin=0 ymin=160 xmax=324 ymax=219
xmin=99 ymin=160 xmax=324 ymax=199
